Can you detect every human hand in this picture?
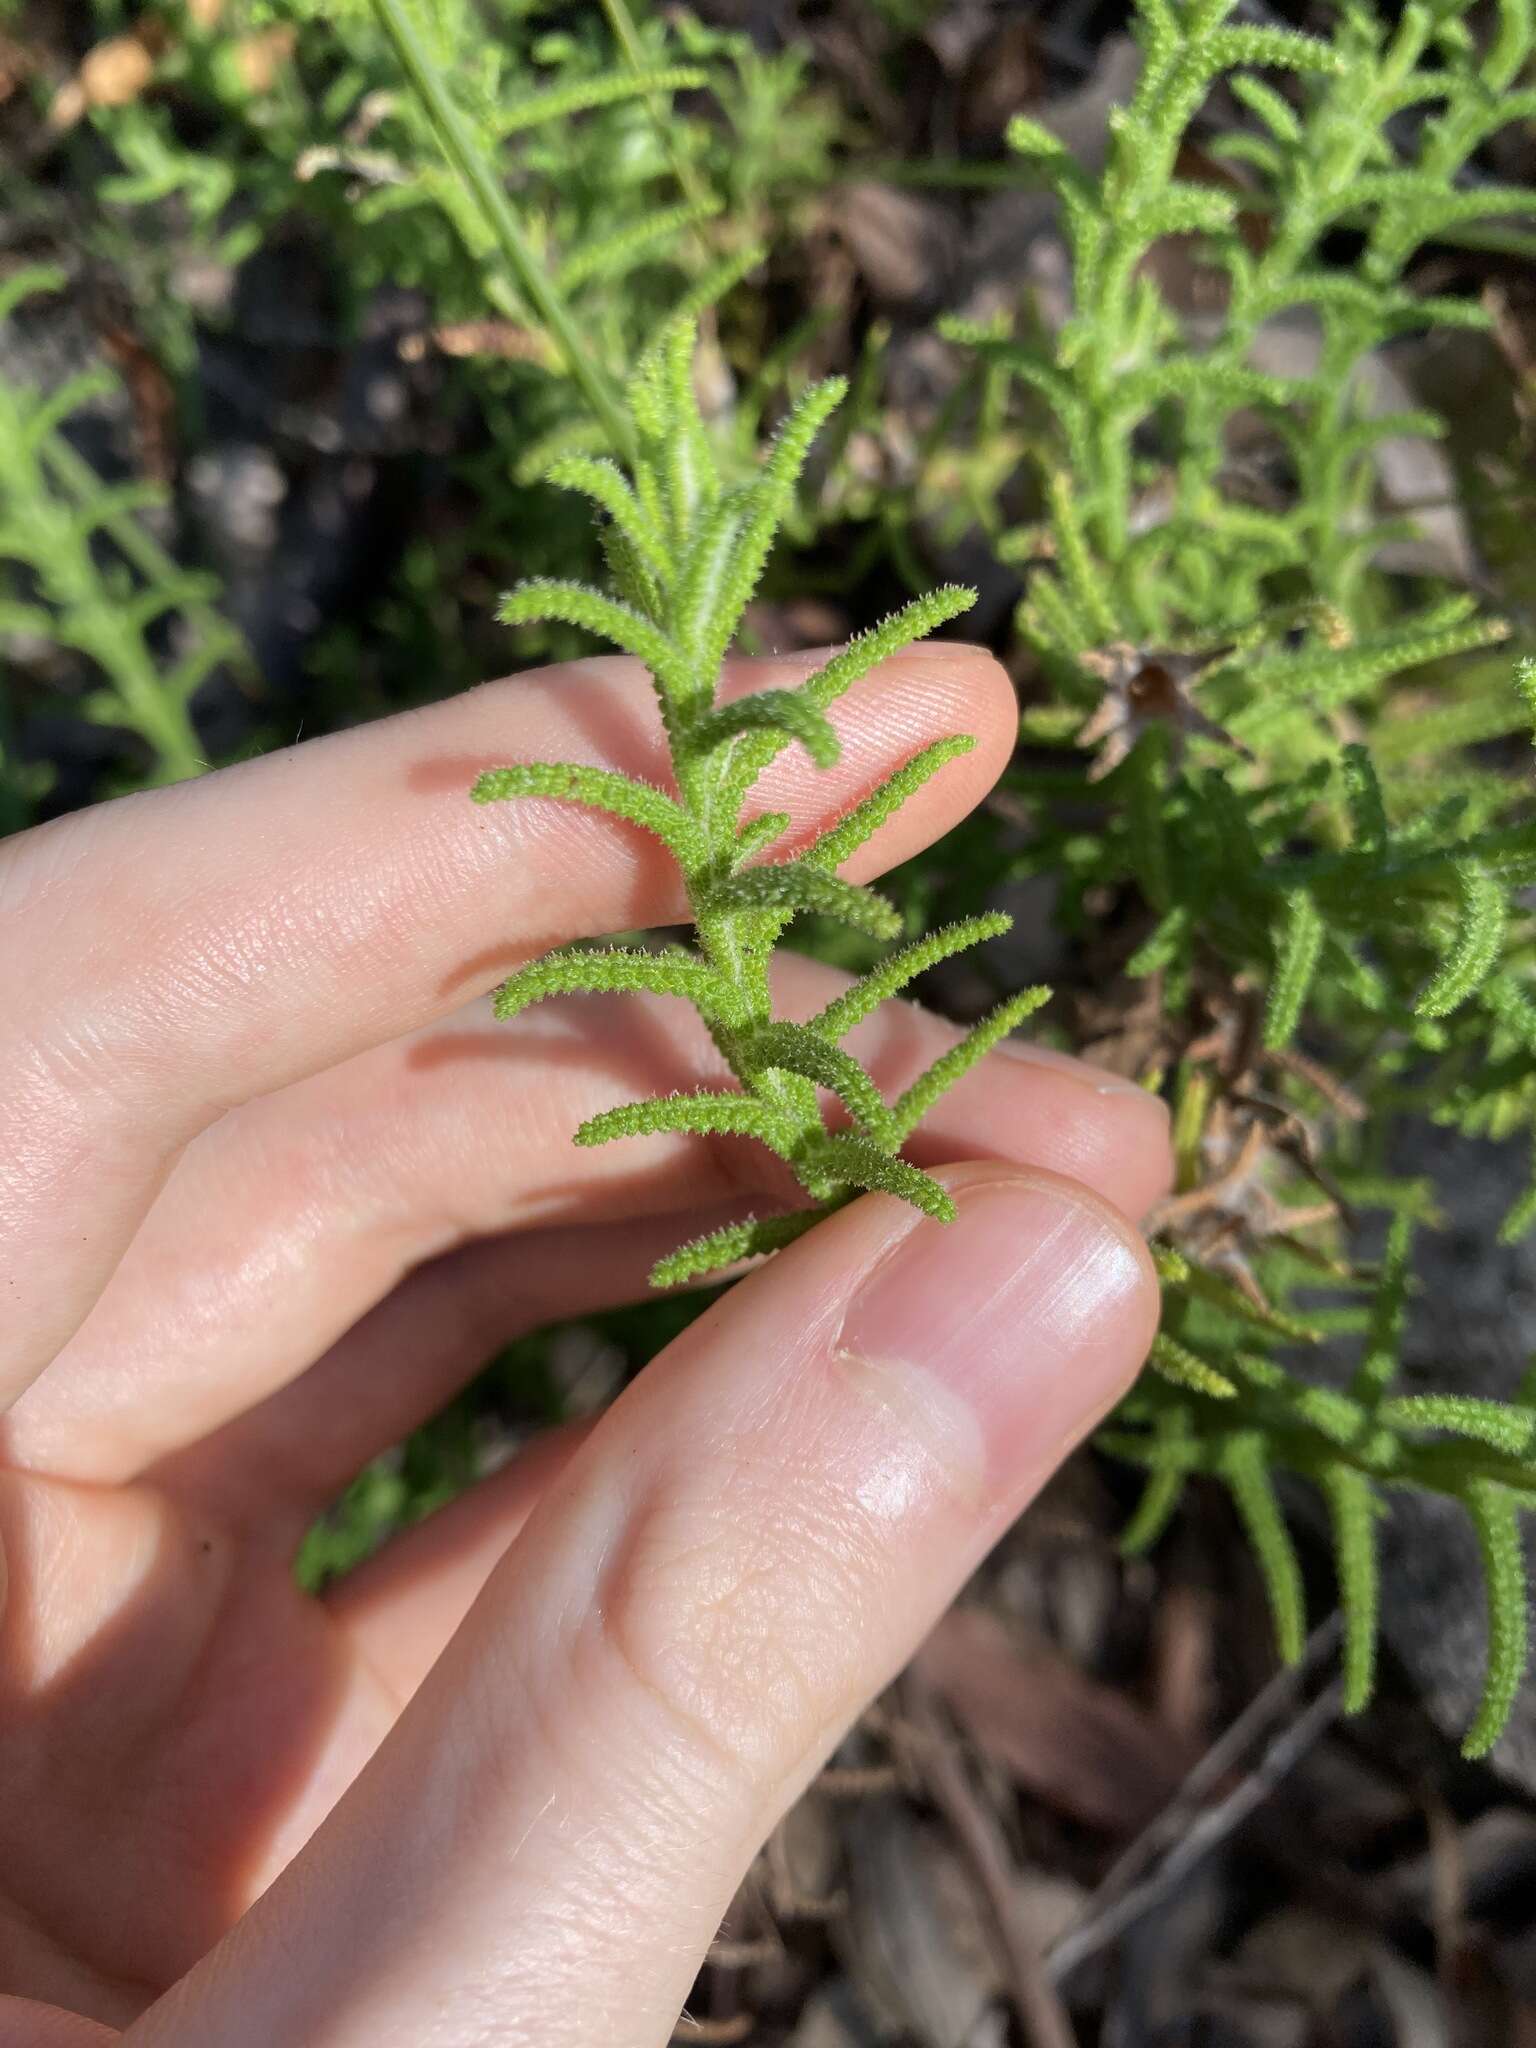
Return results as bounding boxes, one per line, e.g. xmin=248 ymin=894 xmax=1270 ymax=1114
xmin=0 ymin=645 xmax=1167 ymax=2046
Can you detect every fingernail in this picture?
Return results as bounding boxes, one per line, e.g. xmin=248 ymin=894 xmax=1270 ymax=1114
xmin=838 ymin=1173 xmax=1155 ymax=1491
xmin=1001 ymin=1039 xmax=1169 ymax=1107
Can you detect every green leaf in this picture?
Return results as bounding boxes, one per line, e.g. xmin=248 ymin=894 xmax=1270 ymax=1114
xmin=557 ymin=199 xmax=722 ymax=295
xmin=543 ymin=456 xmax=674 ymax=581
xmin=575 ymin=1089 xmax=781 ymax=1149
xmin=889 ymin=987 xmax=1053 ymax=1140
xmin=651 ymin=1210 xmax=820 ymax=1288
xmin=490 ymin=945 xmax=721 ymax=1021
xmin=799 ymin=589 xmax=979 ymax=713
xmin=497 ymin=580 xmax=693 ymax=707
xmin=811 ymin=914 xmax=1013 ymax=1040
xmin=803 ymin=736 xmax=978 ymax=873
xmin=1416 ymin=861 xmax=1507 ymax=1017
xmin=1149 ymin=1332 xmax=1239 ymax=1400
xmin=1462 ymin=1481 xmax=1530 ymax=1758
xmin=686 ymin=689 xmax=841 ymax=769
xmin=715 ymin=595 xmax=978 ymax=825
xmin=1126 ymin=904 xmax=1192 ymax=977
xmin=1264 ymin=889 xmax=1325 ymax=1050
xmin=804 ymin=1132 xmax=955 ymax=1217
xmin=733 ymin=810 xmax=791 ymax=865
xmin=1381 ymin=1395 xmax=1536 ymax=1457
xmin=471 ymin=760 xmax=705 ymax=868
xmin=1339 ymin=742 xmax=1389 ymax=851
xmin=1352 ymin=1213 xmax=1412 ymax=1400
xmin=1223 ymin=1434 xmax=1307 ymax=1665
xmin=1325 ymin=1466 xmax=1380 ymax=1715
xmin=703 ymin=862 xmax=903 ymax=939
xmin=1205 ymin=24 xmax=1345 ymax=70
xmin=497 ymin=64 xmax=708 ymax=135
xmin=748 ymin=1023 xmax=893 ymax=1143
xmin=699 ymin=377 xmax=847 ymax=678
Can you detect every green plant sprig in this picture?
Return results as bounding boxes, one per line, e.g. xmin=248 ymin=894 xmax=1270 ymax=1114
xmin=473 ymin=322 xmax=1044 ymax=1286
xmin=956 ymin=0 xmax=1536 ymax=646
xmin=0 ymin=267 xmax=239 ymax=789
xmin=1112 ymin=1220 xmax=1536 ymax=1758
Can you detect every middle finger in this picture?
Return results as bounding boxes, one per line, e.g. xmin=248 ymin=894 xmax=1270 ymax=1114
xmin=4 ymin=956 xmax=1170 ymax=1486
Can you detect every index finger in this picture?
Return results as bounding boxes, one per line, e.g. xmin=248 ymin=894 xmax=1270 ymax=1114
xmin=1 ymin=645 xmax=1014 ymax=1403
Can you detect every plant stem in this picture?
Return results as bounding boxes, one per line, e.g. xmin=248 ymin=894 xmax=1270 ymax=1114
xmin=597 ymin=0 xmax=713 ymax=221
xmin=369 ymin=0 xmax=634 ymax=459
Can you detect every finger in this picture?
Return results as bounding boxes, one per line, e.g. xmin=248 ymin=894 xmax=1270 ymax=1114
xmin=2 ymin=644 xmax=1012 ymax=1402
xmin=323 ymin=1422 xmax=592 ymax=1709
xmin=148 ymin=1208 xmax=742 ymax=1535
xmin=127 ymin=1161 xmax=1159 ymax=2048
xmin=13 ymin=956 xmax=1169 ymax=1485
xmin=0 ymin=2001 xmax=118 ymax=2045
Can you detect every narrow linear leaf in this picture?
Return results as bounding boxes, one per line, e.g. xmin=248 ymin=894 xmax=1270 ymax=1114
xmin=543 ymin=456 xmax=673 ymax=581
xmin=812 ymin=914 xmax=1013 ymax=1040
xmin=1264 ymin=889 xmax=1325 ymax=1050
xmin=1127 ymin=904 xmax=1191 ymax=977
xmin=1339 ymin=743 xmax=1389 ymax=851
xmin=1122 ymin=1466 xmax=1187 ymax=1555
xmin=1352 ymin=1213 xmax=1412 ymax=1400
xmin=575 ymin=1089 xmax=781 ymax=1149
xmin=700 ymin=376 xmax=847 ymax=677
xmin=715 ymin=596 xmax=978 ymax=823
xmin=497 ymin=580 xmax=693 ymax=705
xmin=1462 ymin=1481 xmax=1530 ymax=1758
xmin=1121 ymin=1410 xmax=1195 ymax=1553
xmin=651 ymin=1210 xmax=820 ymax=1288
xmin=1223 ymin=1434 xmax=1307 ymax=1665
xmin=471 ymin=760 xmax=705 ymax=867
xmin=557 ymin=198 xmax=721 ymax=295
xmin=748 ymin=1023 xmax=893 ymax=1143
xmin=799 ymin=588 xmax=978 ymax=713
xmin=733 ymin=810 xmax=791 ymax=865
xmin=1149 ymin=1332 xmax=1239 ymax=1400
xmin=1380 ymin=1394 xmax=1536 ymax=1457
xmin=891 ymin=987 xmax=1052 ymax=1141
xmin=1417 ymin=861 xmax=1507 ymax=1018
xmin=803 ymin=736 xmax=978 ymax=872
xmin=687 ymin=690 xmax=840 ymax=769
xmin=498 ymin=65 xmax=708 ymax=136
xmin=704 ymin=862 xmax=903 ymax=940
xmin=806 ymin=1132 xmax=956 ymax=1218
xmin=1156 ymin=1247 xmax=1323 ymax=1343
xmin=491 ymin=945 xmax=720 ymax=1021
xmin=1204 ymin=24 xmax=1345 ymax=70
xmin=1501 ymin=1139 xmax=1536 ymax=1246
xmin=1325 ymin=1466 xmax=1380 ymax=1714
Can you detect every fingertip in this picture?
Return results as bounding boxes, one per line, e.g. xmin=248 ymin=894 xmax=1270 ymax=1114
xmin=728 ymin=642 xmax=1015 ymax=843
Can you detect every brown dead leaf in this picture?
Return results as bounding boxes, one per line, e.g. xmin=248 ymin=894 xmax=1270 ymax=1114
xmin=50 ymin=30 xmax=158 ymax=127
xmin=0 ymin=31 xmax=36 ymax=105
xmin=398 ymin=320 xmax=543 ymax=363
xmin=233 ymin=26 xmax=296 ymax=93
xmin=838 ymin=1799 xmax=1000 ymax=2048
xmin=187 ymin=0 xmax=225 ymax=25
xmin=915 ymin=1606 xmax=1188 ymax=1834
xmin=100 ymin=322 xmax=177 ymax=485
xmin=958 ymin=18 xmax=1045 ymax=149
xmin=833 ymin=184 xmax=954 ymax=309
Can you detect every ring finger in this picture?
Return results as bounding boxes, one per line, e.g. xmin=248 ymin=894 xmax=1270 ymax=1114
xmin=6 ymin=959 xmax=1170 ymax=1488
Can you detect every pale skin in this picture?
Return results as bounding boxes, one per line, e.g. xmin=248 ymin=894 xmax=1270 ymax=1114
xmin=0 ymin=644 xmax=1169 ymax=2046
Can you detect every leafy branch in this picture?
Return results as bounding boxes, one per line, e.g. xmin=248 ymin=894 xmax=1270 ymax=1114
xmin=475 ymin=322 xmax=1042 ymax=1286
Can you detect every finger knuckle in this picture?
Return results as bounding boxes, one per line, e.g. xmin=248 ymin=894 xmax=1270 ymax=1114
xmin=593 ymin=1460 xmax=877 ymax=1792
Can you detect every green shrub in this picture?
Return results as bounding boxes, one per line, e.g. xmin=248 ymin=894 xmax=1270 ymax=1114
xmin=5 ymin=0 xmax=1536 ymax=1756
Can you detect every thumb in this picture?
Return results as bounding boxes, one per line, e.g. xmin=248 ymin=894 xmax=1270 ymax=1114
xmin=128 ymin=1163 xmax=1159 ymax=2048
